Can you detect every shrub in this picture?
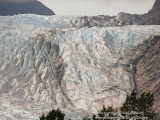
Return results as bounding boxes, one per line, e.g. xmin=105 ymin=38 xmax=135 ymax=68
xmin=40 ymin=108 xmax=65 ymax=120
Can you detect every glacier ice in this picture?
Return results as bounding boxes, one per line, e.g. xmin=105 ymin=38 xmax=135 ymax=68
xmin=0 ymin=14 xmax=160 ymax=119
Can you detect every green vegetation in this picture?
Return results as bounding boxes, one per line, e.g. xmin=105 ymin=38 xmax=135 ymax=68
xmin=40 ymin=108 xmax=65 ymax=120
xmin=94 ymin=105 xmax=118 ymax=120
xmin=83 ymin=115 xmax=91 ymax=120
xmin=83 ymin=91 xmax=156 ymax=120
xmin=120 ymin=91 xmax=155 ymax=120
xmin=40 ymin=91 xmax=156 ymax=120
xmin=83 ymin=105 xmax=118 ymax=120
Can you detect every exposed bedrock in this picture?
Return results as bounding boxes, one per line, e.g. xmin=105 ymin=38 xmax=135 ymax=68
xmin=116 ymin=35 xmax=160 ymax=119
xmin=80 ymin=0 xmax=160 ymax=27
xmin=0 ymin=0 xmax=55 ymax=16
xmin=135 ymin=36 xmax=160 ymax=119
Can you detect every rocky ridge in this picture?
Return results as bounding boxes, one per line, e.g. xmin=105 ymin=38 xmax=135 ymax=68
xmin=0 ymin=0 xmax=55 ymax=16
xmin=136 ymin=36 xmax=160 ymax=119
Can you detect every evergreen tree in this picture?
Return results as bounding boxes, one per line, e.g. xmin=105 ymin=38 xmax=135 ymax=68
xmin=40 ymin=108 xmax=65 ymax=120
xmin=137 ymin=92 xmax=155 ymax=120
xmin=96 ymin=105 xmax=118 ymax=120
xmin=83 ymin=115 xmax=91 ymax=120
xmin=120 ymin=91 xmax=155 ymax=120
xmin=83 ymin=105 xmax=118 ymax=120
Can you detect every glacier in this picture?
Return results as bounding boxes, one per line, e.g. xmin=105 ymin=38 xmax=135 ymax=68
xmin=0 ymin=15 xmax=160 ymax=120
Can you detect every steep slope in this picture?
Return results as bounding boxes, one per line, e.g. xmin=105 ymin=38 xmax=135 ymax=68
xmin=149 ymin=0 xmax=160 ymax=12
xmin=85 ymin=0 xmax=160 ymax=27
xmin=0 ymin=0 xmax=55 ymax=16
xmin=143 ymin=0 xmax=160 ymax=25
xmin=0 ymin=15 xmax=160 ymax=119
xmin=116 ymin=35 xmax=160 ymax=119
xmin=86 ymin=0 xmax=160 ymax=26
xmin=136 ymin=37 xmax=160 ymax=119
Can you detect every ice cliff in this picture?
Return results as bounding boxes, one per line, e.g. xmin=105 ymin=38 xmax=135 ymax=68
xmin=0 ymin=15 xmax=160 ymax=120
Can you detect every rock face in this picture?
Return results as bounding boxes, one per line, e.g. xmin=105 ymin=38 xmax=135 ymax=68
xmin=149 ymin=0 xmax=160 ymax=12
xmin=118 ymin=35 xmax=160 ymax=119
xmin=84 ymin=0 xmax=160 ymax=26
xmin=9 ymin=0 xmax=156 ymax=28
xmin=0 ymin=14 xmax=160 ymax=119
xmin=136 ymin=36 xmax=160 ymax=119
xmin=142 ymin=0 xmax=160 ymax=25
xmin=0 ymin=0 xmax=55 ymax=16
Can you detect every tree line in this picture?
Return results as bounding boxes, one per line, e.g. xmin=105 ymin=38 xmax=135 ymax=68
xmin=40 ymin=91 xmax=156 ymax=120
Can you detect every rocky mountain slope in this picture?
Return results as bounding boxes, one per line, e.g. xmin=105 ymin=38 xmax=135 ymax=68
xmin=0 ymin=0 xmax=55 ymax=16
xmin=86 ymin=0 xmax=160 ymax=27
xmin=23 ymin=0 xmax=158 ymax=28
xmin=117 ymin=35 xmax=160 ymax=119
xmin=136 ymin=37 xmax=160 ymax=119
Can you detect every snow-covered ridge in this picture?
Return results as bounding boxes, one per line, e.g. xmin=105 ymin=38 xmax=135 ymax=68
xmin=0 ymin=14 xmax=87 ymax=28
xmin=0 ymin=14 xmax=138 ymax=28
xmin=0 ymin=14 xmax=160 ymax=120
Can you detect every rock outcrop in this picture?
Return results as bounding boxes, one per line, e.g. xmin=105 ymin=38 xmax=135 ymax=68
xmin=117 ymin=35 xmax=160 ymax=119
xmin=0 ymin=0 xmax=55 ymax=16
xmin=84 ymin=0 xmax=160 ymax=26
xmin=136 ymin=36 xmax=160 ymax=119
xmin=149 ymin=0 xmax=160 ymax=12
